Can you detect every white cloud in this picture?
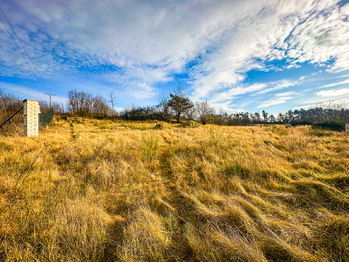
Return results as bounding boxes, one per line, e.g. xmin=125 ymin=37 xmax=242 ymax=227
xmin=1 ymin=82 xmax=67 ymax=103
xmin=293 ymin=98 xmax=349 ymax=110
xmin=293 ymin=104 xmax=316 ymax=110
xmin=0 ymin=0 xmax=349 ymax=107
xmin=318 ymin=79 xmax=349 ymax=88
xmin=275 ymin=91 xmax=298 ymax=97
xmin=190 ymin=0 xmax=349 ymax=100
xmin=316 ymin=88 xmax=349 ymax=97
xmin=257 ymin=91 xmax=300 ymax=108
xmin=253 ymin=79 xmax=302 ymax=95
xmin=210 ymin=101 xmax=245 ymax=114
xmin=257 ymin=98 xmax=291 ymax=108
xmin=207 ymin=83 xmax=267 ymax=103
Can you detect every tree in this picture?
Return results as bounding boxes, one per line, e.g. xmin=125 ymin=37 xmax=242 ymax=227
xmin=68 ymin=89 xmax=93 ymax=117
xmin=277 ymin=113 xmax=285 ymax=123
xmin=39 ymin=100 xmax=65 ymax=113
xmin=262 ymin=110 xmax=268 ymax=122
xmin=0 ymin=89 xmax=22 ymax=113
xmin=286 ymin=110 xmax=293 ymax=122
xmin=185 ymin=106 xmax=197 ymax=121
xmin=167 ymin=85 xmax=194 ymax=122
xmin=254 ymin=112 xmax=261 ymax=123
xmin=196 ymin=101 xmax=214 ymax=125
xmin=92 ymin=95 xmax=110 ymax=117
xmin=108 ymin=91 xmax=118 ymax=116
xmin=67 ymin=89 xmax=111 ymax=117
xmin=157 ymin=93 xmax=171 ymax=121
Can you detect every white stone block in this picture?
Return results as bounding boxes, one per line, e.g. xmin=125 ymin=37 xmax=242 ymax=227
xmin=23 ymin=99 xmax=39 ymax=137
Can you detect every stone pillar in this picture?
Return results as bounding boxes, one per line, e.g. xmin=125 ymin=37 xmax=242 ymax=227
xmin=346 ymin=123 xmax=349 ymax=133
xmin=23 ymin=99 xmax=40 ymax=137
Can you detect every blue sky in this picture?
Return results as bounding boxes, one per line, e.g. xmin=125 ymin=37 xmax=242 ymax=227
xmin=1 ymin=0 xmax=349 ymax=114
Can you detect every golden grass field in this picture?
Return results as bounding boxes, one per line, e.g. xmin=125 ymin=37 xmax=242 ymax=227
xmin=0 ymin=117 xmax=349 ymax=261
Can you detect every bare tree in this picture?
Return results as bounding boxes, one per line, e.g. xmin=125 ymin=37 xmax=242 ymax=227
xmin=68 ymin=89 xmax=92 ymax=116
xmin=0 ymin=89 xmax=22 ymax=112
xmin=196 ymin=101 xmax=214 ymax=125
xmin=108 ymin=91 xmax=118 ymax=116
xmin=39 ymin=100 xmax=65 ymax=113
xmin=185 ymin=105 xmax=197 ymax=121
xmin=316 ymin=99 xmax=346 ymax=110
xmin=157 ymin=93 xmax=171 ymax=121
xmin=68 ymin=89 xmax=111 ymax=117
xmin=92 ymin=95 xmax=110 ymax=117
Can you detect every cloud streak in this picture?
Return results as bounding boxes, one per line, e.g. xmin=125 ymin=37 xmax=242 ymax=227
xmin=257 ymin=91 xmax=300 ymax=108
xmin=316 ymin=88 xmax=349 ymax=97
xmin=318 ymin=79 xmax=349 ymax=88
xmin=1 ymin=82 xmax=67 ymax=103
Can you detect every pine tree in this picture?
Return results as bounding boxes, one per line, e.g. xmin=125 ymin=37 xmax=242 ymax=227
xmin=167 ymin=86 xmax=194 ymax=122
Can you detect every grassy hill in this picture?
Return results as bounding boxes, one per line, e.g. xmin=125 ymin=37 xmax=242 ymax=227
xmin=1 ymin=117 xmax=348 ymax=261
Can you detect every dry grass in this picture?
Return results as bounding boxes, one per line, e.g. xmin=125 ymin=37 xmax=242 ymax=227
xmin=0 ymin=117 xmax=349 ymax=261
xmin=0 ymin=110 xmax=23 ymax=137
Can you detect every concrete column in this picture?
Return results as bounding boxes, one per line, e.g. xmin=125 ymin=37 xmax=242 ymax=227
xmin=23 ymin=99 xmax=40 ymax=137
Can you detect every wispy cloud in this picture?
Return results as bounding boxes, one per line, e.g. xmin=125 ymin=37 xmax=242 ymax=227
xmin=318 ymin=79 xmax=349 ymax=88
xmin=1 ymin=82 xmax=67 ymax=103
xmin=190 ymin=0 xmax=349 ymax=100
xmin=207 ymin=83 xmax=267 ymax=103
xmin=0 ymin=0 xmax=349 ymax=110
xmin=257 ymin=91 xmax=300 ymax=108
xmin=316 ymin=88 xmax=349 ymax=97
xmin=253 ymin=80 xmax=302 ymax=95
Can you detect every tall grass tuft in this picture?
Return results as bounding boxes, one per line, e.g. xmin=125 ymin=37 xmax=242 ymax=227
xmin=141 ymin=130 xmax=158 ymax=162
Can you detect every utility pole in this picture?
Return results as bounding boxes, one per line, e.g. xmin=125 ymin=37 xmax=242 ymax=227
xmin=45 ymin=93 xmax=55 ymax=109
xmin=108 ymin=91 xmax=117 ymax=116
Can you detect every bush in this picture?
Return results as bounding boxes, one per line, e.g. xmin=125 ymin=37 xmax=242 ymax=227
xmin=307 ymin=129 xmax=333 ymax=137
xmin=312 ymin=120 xmax=346 ymax=132
xmin=153 ymin=124 xmax=164 ymax=130
xmin=290 ymin=119 xmax=313 ymax=126
xmin=181 ymin=120 xmax=200 ymax=128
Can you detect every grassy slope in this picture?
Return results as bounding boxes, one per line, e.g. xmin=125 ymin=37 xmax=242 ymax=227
xmin=0 ymin=117 xmax=349 ymax=261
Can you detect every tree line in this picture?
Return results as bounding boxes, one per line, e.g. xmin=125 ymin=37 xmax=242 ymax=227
xmin=118 ymin=86 xmax=349 ymax=125
xmin=1 ymin=87 xmax=349 ymax=126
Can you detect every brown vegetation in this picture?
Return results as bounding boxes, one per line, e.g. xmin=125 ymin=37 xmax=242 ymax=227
xmin=0 ymin=118 xmax=348 ymax=261
xmin=0 ymin=90 xmax=23 ymax=136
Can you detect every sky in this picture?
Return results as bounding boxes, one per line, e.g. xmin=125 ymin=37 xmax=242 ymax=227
xmin=0 ymin=0 xmax=349 ymax=114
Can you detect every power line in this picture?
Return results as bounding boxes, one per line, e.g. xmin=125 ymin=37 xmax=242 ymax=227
xmin=0 ymin=44 xmax=42 ymax=89
xmin=0 ymin=14 xmax=45 ymax=90
xmin=0 ymin=6 xmax=50 ymax=91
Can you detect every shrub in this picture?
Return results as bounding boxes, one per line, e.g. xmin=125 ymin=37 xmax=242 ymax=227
xmin=181 ymin=120 xmax=200 ymax=128
xmin=290 ymin=119 xmax=313 ymax=126
xmin=312 ymin=120 xmax=346 ymax=132
xmin=307 ymin=129 xmax=332 ymax=137
xmin=153 ymin=124 xmax=164 ymax=130
xmin=271 ymin=125 xmax=287 ymax=136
